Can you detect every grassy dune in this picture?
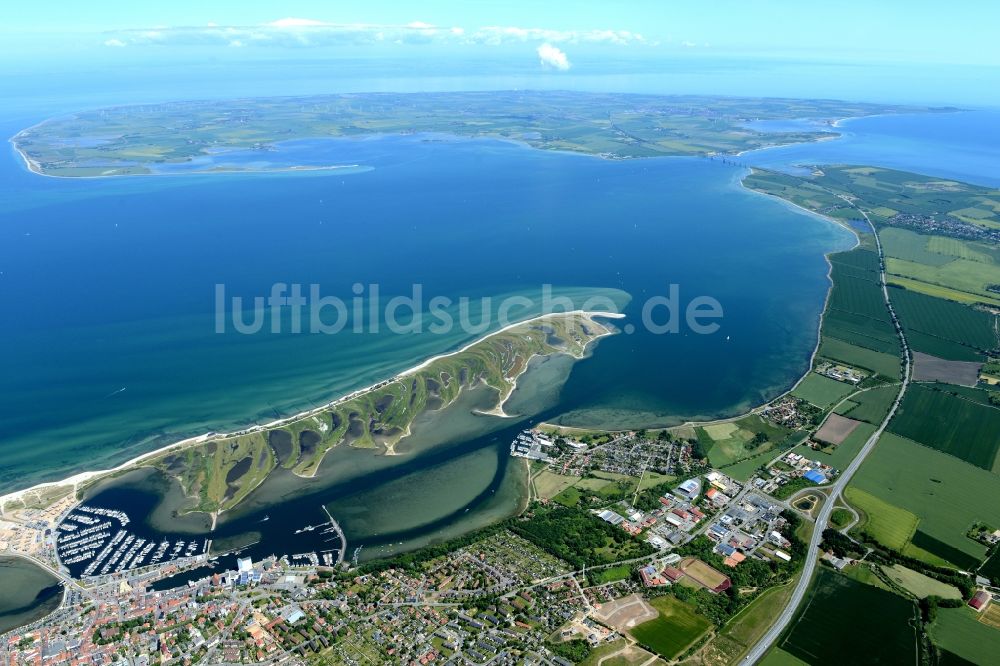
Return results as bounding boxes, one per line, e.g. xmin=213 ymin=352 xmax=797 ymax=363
xmin=150 ymin=311 xmax=615 ymax=516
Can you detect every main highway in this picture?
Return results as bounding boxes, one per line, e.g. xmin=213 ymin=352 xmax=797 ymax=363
xmin=739 ymin=198 xmax=912 ymax=664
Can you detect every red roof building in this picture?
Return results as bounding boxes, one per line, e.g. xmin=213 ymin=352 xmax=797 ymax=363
xmin=969 ymin=590 xmax=990 ymax=611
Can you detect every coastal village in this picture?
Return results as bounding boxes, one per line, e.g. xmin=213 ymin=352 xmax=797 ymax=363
xmin=3 ymin=411 xmax=998 ymax=666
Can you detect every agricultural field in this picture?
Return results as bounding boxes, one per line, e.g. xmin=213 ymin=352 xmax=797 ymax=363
xmin=930 ymin=607 xmax=1000 ymax=666
xmin=835 ymin=385 xmax=899 ymax=424
xmin=813 ymin=413 xmax=862 ymax=446
xmin=979 ymin=549 xmax=1000 ymax=583
xmin=889 ymin=287 xmax=998 ymax=358
xmin=881 ymin=227 xmax=959 ymax=266
xmin=888 ymin=384 xmax=1000 ymax=471
xmin=881 ymin=564 xmax=962 ymax=599
xmin=773 ymin=568 xmax=918 ymax=666
xmin=629 ymin=594 xmax=712 ymax=660
xmin=790 ymin=373 xmax=855 ymax=409
xmin=850 ymin=433 xmax=999 ymax=565
xmin=886 ymin=256 xmax=1000 ymax=305
xmin=817 ymin=337 xmax=901 ymax=379
xmin=911 ymin=352 xmax=984 ymax=386
xmin=827 ymin=255 xmax=890 ymax=320
xmin=843 ymin=486 xmax=918 ymax=551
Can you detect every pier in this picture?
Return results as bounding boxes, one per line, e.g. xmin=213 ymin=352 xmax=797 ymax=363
xmin=320 ymin=505 xmax=347 ymax=565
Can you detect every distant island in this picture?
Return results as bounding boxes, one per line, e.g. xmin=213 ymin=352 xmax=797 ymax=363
xmin=10 ymin=91 xmax=950 ymax=177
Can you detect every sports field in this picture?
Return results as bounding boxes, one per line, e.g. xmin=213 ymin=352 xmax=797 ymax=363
xmin=930 ymin=607 xmax=1000 ymax=665
xmin=679 ymin=557 xmax=730 ymax=591
xmin=851 ymin=433 xmax=996 ymax=563
xmin=777 ymin=568 xmax=918 ymax=666
xmin=628 ymin=594 xmax=712 ymax=660
xmin=791 ymin=373 xmax=855 ymax=408
xmin=888 ymin=384 xmax=1000 ymax=471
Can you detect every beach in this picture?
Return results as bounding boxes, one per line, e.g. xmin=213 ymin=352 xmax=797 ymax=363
xmin=0 ymin=310 xmax=623 ymax=514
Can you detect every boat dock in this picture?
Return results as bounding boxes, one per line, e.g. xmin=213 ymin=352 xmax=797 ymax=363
xmin=320 ymin=504 xmax=347 ymax=565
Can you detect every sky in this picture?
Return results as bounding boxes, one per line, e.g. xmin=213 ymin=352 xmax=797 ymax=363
xmin=4 ymin=1 xmax=1000 ymax=107
xmin=6 ymin=0 xmax=999 ymax=64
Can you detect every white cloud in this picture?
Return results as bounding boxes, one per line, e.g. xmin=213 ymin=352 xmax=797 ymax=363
xmin=101 ymin=19 xmax=649 ymax=51
xmin=268 ymin=17 xmax=326 ymax=28
xmin=103 ymin=38 xmax=126 ymax=47
xmin=537 ymin=43 xmax=571 ymax=71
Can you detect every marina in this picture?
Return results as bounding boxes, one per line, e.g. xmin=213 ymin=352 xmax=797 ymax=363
xmin=55 ymin=504 xmax=208 ymax=579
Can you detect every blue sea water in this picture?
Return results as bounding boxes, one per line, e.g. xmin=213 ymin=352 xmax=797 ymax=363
xmin=743 ymin=110 xmax=1000 ymax=187
xmin=0 ymin=130 xmax=853 ymax=492
xmin=0 ymin=62 xmax=996 ymax=601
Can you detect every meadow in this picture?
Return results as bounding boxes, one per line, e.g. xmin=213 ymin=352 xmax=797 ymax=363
xmin=790 ymin=373 xmax=855 ymax=408
xmin=701 ymin=415 xmax=794 ymax=467
xmin=888 ymin=384 xmax=1000 ymax=471
xmin=629 ymin=594 xmax=712 ymax=660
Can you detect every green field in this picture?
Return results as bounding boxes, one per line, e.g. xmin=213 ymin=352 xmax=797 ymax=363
xmin=910 ymin=531 xmax=983 ymax=571
xmin=704 ymin=578 xmax=799 ymax=665
xmin=837 ymin=385 xmax=899 ymax=424
xmin=701 ymin=415 xmax=793 ymax=467
xmin=888 ymin=384 xmax=1000 ymax=471
xmin=844 ymin=486 xmax=918 ymax=551
xmin=930 ymin=607 xmax=1000 ymax=665
xmin=890 ymin=287 xmax=998 ymax=355
xmin=818 ymin=337 xmax=902 ymax=379
xmin=790 ymin=373 xmax=856 ymax=408
xmin=881 ymin=564 xmax=962 ymax=599
xmin=979 ymin=550 xmax=1000 ymax=583
xmin=797 ymin=421 xmax=876 ymax=471
xmin=589 ymin=565 xmax=632 ymax=585
xmin=776 ymin=568 xmax=918 ymax=666
xmin=851 ymin=433 xmax=996 ymax=563
xmin=881 ymin=227 xmax=958 ymax=266
xmin=722 ymin=447 xmax=790 ymax=482
xmin=887 ymin=256 xmax=1000 ymax=305
xmin=629 ymin=595 xmax=712 ymax=660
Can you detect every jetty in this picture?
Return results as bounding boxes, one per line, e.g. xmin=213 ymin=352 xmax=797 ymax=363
xmin=320 ymin=504 xmax=347 ymax=565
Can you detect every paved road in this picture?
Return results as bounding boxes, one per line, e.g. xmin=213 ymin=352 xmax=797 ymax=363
xmin=740 ymin=200 xmax=911 ymax=665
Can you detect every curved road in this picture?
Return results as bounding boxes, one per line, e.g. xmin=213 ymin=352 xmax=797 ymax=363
xmin=740 ymin=199 xmax=911 ymax=664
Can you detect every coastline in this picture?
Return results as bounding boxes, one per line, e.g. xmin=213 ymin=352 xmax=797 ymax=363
xmin=0 ymin=310 xmax=624 ymax=513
